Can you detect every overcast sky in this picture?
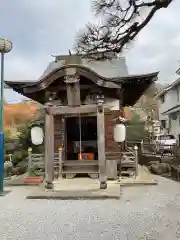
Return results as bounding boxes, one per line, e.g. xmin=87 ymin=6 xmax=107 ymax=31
xmin=1 ymin=0 xmax=180 ymax=102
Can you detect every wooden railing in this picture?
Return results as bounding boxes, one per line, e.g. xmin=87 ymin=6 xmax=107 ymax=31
xmin=27 ymin=146 xmax=139 ymax=178
xmin=27 ymin=152 xmax=99 ymax=177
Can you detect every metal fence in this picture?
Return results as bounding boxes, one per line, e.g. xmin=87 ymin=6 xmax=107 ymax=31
xmin=141 ymin=142 xmax=179 ymax=157
xmin=126 ymin=140 xmax=180 ymax=167
xmin=127 ymin=140 xmax=179 ymax=157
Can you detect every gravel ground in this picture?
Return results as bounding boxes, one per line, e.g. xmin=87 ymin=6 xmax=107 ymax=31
xmin=0 ymin=177 xmax=180 ymax=240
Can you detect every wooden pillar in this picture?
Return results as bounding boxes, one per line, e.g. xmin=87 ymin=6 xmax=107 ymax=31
xmin=61 ymin=116 xmax=66 ymax=162
xmin=65 ymin=74 xmax=81 ymax=106
xmin=118 ymin=89 xmax=125 ymax=180
xmin=44 ymin=110 xmax=54 ymax=189
xmin=97 ymin=105 xmax=107 ymax=189
xmin=66 ymin=82 xmax=80 ymax=106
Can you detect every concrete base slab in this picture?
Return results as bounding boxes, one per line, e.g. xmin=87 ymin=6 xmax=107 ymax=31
xmin=118 ymin=165 xmax=158 ymax=186
xmin=120 ymin=179 xmax=158 ymax=186
xmin=104 ymin=165 xmax=158 ymax=187
xmin=26 ymin=179 xmax=120 ymax=200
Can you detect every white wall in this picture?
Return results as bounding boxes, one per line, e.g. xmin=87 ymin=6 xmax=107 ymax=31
xmin=158 ymin=85 xmax=180 ymax=121
xmin=158 ymin=85 xmax=180 ymax=140
xmin=170 ymin=113 xmax=180 ymax=141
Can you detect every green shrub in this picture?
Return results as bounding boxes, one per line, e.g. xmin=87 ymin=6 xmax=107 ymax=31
xmin=11 ymin=162 xmax=27 ymax=175
xmin=4 ymin=130 xmax=10 ymax=155
xmin=4 ymin=164 xmax=13 ymax=177
xmin=12 ymin=150 xmax=28 ymax=166
xmin=126 ymin=111 xmax=147 ymax=141
xmin=29 ymin=165 xmax=45 ymax=177
xmin=5 ymin=118 xmax=44 ymax=176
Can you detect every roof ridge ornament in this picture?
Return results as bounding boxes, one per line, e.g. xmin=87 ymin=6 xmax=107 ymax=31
xmin=51 ymin=54 xmax=82 ymax=64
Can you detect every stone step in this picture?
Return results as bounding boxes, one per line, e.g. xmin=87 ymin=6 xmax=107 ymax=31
xmin=63 ymin=169 xmax=99 ymax=174
xmin=63 ymin=160 xmax=98 ymax=166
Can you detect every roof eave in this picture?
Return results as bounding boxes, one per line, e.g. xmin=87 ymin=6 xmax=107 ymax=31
xmin=5 ymin=67 xmax=159 ymax=92
xmin=162 ymin=105 xmax=180 ymax=115
xmin=155 ymin=76 xmax=180 ymax=99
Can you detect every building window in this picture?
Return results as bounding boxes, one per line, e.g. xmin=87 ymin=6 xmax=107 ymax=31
xmin=161 ymin=120 xmax=166 ymax=129
xmin=176 ymin=88 xmax=179 ymax=102
xmin=160 ymin=94 xmax=165 ymax=103
xmin=169 ymin=117 xmax=171 ymax=129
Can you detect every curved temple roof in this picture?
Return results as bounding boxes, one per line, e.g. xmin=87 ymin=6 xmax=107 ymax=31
xmin=5 ymin=56 xmax=158 ymax=106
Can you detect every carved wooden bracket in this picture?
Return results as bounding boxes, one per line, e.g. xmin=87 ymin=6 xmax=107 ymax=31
xmin=64 ymin=75 xmax=80 ymax=84
xmin=44 ymin=106 xmax=51 ymax=114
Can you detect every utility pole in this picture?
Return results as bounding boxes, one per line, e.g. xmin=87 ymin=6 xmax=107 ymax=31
xmin=0 ymin=38 xmax=12 ymax=194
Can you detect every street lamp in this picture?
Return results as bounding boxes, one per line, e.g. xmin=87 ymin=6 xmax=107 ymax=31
xmin=0 ymin=38 xmax=12 ymax=193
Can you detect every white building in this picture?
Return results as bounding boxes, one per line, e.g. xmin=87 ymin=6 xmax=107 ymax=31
xmin=155 ymin=74 xmax=180 ymax=142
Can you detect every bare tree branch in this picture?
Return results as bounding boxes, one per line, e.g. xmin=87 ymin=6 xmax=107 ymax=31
xmin=75 ymin=0 xmax=173 ymax=60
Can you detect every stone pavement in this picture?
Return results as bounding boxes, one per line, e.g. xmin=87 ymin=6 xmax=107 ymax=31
xmin=0 ymin=177 xmax=180 ymax=240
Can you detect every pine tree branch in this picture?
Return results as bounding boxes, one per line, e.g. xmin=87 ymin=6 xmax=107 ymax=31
xmin=75 ymin=0 xmax=173 ymax=60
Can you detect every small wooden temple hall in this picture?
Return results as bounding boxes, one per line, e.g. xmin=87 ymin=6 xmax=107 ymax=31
xmin=5 ymin=54 xmax=158 ymax=189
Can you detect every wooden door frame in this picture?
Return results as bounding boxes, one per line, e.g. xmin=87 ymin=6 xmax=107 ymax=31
xmin=44 ymin=104 xmax=107 ymax=189
xmin=64 ymin=114 xmax=98 ymax=161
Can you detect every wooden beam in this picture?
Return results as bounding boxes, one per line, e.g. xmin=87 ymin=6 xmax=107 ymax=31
xmin=44 ymin=112 xmax=54 ymax=189
xmin=49 ymin=84 xmax=96 ymax=92
xmin=97 ymin=105 xmax=107 ymax=189
xmin=48 ymin=105 xmax=98 ymax=115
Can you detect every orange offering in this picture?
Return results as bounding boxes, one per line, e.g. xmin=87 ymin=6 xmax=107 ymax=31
xmin=78 ymin=153 xmax=94 ymax=160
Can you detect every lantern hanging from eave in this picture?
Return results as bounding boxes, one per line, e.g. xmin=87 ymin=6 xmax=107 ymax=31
xmin=113 ymin=123 xmax=126 ymax=143
xmin=31 ymin=126 xmax=44 ymax=145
